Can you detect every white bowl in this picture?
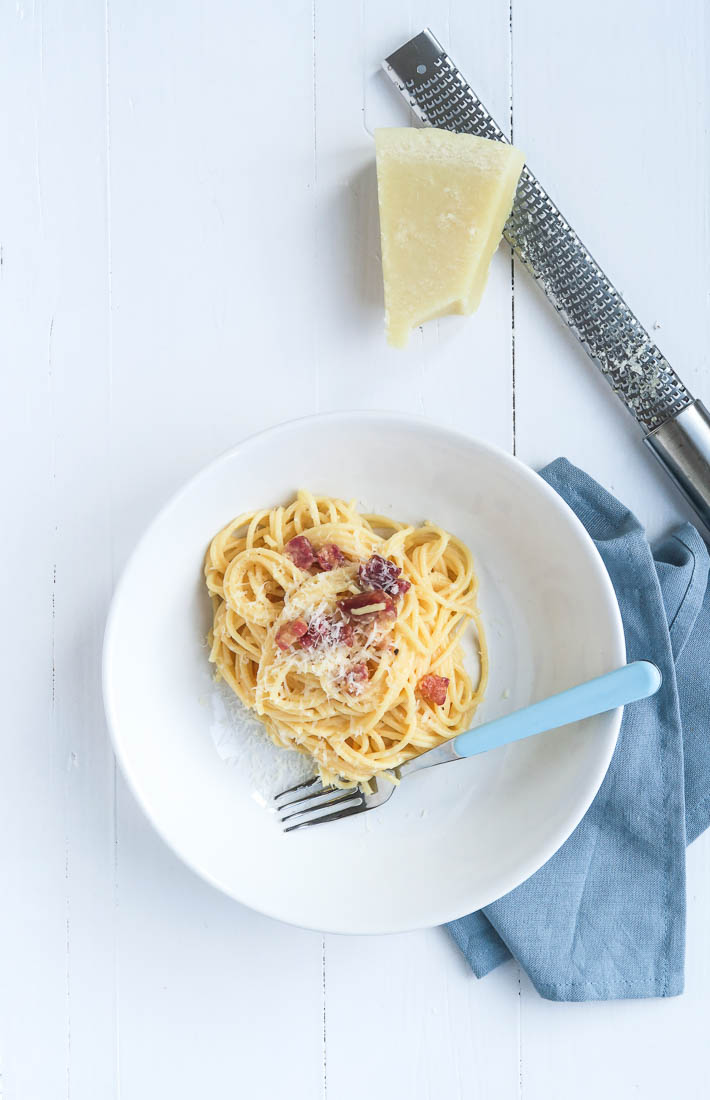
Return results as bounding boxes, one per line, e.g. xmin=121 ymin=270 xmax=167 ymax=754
xmin=103 ymin=412 xmax=624 ymax=934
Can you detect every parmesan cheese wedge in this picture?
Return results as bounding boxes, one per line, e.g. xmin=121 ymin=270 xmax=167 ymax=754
xmin=375 ymin=127 xmax=525 ymax=348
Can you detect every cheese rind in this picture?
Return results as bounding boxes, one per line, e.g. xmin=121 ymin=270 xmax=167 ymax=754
xmin=375 ymin=128 xmax=525 ymax=348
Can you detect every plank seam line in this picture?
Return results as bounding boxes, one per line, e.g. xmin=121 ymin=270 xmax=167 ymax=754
xmin=322 ymin=937 xmax=327 ymax=1099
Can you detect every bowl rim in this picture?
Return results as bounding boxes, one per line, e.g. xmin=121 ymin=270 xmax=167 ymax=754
xmin=103 ymin=410 xmax=625 ymax=933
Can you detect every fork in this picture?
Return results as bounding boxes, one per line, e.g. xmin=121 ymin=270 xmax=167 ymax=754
xmin=274 ymin=660 xmax=661 ymax=831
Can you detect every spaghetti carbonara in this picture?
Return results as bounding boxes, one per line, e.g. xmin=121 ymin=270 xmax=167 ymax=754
xmin=205 ymin=491 xmax=487 ymax=787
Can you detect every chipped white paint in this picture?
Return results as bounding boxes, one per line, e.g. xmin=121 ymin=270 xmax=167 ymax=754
xmin=0 ymin=1 xmax=708 ymax=1097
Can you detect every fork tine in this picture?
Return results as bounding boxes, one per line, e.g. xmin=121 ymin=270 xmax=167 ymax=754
xmin=274 ymin=775 xmax=321 ymax=801
xmin=279 ymin=789 xmax=362 ymax=824
xmin=283 ymin=801 xmax=369 ymax=833
xmin=276 ymin=784 xmax=338 ymax=811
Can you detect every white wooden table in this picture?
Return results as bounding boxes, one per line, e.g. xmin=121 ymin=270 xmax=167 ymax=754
xmin=2 ymin=1 xmax=709 ymax=1096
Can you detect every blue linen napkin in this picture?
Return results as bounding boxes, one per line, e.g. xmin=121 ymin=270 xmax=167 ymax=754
xmin=447 ymin=458 xmax=710 ymax=1001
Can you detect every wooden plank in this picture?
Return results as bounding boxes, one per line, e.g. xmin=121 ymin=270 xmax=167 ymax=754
xmin=107 ymin=1 xmax=325 ymax=1094
xmin=514 ymin=0 xmax=710 ymax=1095
xmin=0 ymin=1 xmax=117 ymax=1096
xmin=322 ymin=5 xmax=522 ymax=1098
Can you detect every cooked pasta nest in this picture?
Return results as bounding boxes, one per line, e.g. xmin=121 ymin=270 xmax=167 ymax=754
xmin=205 ymin=490 xmax=487 ymax=787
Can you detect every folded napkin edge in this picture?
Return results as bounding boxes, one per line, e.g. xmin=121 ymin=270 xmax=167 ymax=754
xmin=532 ymin=971 xmax=685 ymax=1002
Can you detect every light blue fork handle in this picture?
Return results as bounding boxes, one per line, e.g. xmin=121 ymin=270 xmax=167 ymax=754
xmin=452 ymin=660 xmax=662 ymax=758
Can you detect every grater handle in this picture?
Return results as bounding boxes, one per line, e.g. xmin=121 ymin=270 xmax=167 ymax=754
xmin=645 ymin=401 xmax=710 ymax=530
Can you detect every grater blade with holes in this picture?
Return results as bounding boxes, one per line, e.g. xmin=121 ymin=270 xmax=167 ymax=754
xmin=383 ymin=29 xmax=710 ymax=532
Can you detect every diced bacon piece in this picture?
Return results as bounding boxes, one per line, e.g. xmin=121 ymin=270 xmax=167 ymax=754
xmin=299 ymin=616 xmax=332 ymax=651
xmin=359 ymin=554 xmax=410 ymax=599
xmin=343 ymin=662 xmax=369 ymax=695
xmin=299 ymin=623 xmax=323 ymax=650
xmin=300 ymin=613 xmax=355 ymax=651
xmin=418 ymin=674 xmax=449 ymax=706
xmin=315 ymin=543 xmax=345 ymax=571
xmin=284 ymin=535 xmax=316 ymax=569
xmin=275 ymin=619 xmax=308 ymax=651
xmin=339 ymin=590 xmax=396 ymax=620
xmin=359 ymin=553 xmax=398 ymax=590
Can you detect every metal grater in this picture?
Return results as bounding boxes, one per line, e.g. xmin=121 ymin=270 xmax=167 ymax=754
xmin=383 ymin=29 xmax=710 ymax=531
